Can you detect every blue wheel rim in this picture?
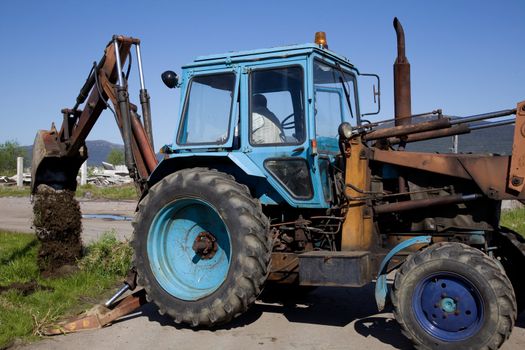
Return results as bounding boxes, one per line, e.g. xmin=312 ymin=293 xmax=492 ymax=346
xmin=147 ymin=198 xmax=232 ymax=301
xmin=412 ymin=271 xmax=484 ymax=342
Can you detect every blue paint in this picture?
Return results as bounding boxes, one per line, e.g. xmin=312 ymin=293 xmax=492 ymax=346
xmin=163 ymin=40 xmax=362 ymax=210
xmin=147 ymin=198 xmax=231 ymax=301
xmin=413 ymin=272 xmax=484 ymax=341
xmin=375 ymin=236 xmax=431 ymax=311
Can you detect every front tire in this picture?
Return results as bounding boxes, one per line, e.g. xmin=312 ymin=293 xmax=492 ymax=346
xmin=132 ymin=168 xmax=271 ymax=327
xmin=392 ymin=242 xmax=516 ymax=350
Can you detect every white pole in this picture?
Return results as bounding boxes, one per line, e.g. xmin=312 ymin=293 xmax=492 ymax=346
xmin=16 ymin=157 xmax=23 ymax=187
xmin=452 ymin=135 xmax=459 ymax=154
xmin=80 ymin=161 xmax=88 ymax=186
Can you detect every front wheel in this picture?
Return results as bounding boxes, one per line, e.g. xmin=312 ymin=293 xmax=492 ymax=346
xmin=132 ymin=168 xmax=271 ymax=327
xmin=392 ymin=242 xmax=516 ymax=350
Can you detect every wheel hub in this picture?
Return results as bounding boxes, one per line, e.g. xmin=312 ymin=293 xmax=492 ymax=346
xmin=414 ymin=273 xmax=483 ymax=341
xmin=192 ymin=231 xmax=218 ymax=259
xmin=440 ymin=297 xmax=457 ymax=313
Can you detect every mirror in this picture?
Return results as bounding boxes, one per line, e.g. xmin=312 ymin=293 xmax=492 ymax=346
xmin=161 ymin=71 xmax=178 ymax=89
xmin=359 ymin=73 xmax=381 ymax=116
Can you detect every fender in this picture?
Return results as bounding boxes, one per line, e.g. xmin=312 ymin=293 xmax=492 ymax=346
xmin=375 ymin=235 xmax=431 ymax=311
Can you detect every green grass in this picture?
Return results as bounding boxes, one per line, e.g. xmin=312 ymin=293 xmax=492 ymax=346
xmin=501 ymin=207 xmax=525 ymax=238
xmin=75 ymin=184 xmax=138 ymax=200
xmin=0 ymin=183 xmax=137 ymax=201
xmin=0 ymin=186 xmax=30 ymax=197
xmin=0 ymin=231 xmax=132 ymax=348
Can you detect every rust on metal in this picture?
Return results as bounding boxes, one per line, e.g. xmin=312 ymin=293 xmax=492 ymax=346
xmin=341 ymin=136 xmax=374 ymax=251
xmin=192 ymin=232 xmax=218 ymax=259
xmin=388 ymin=124 xmax=471 ymax=144
xmin=32 ymin=35 xmax=160 ymax=193
xmin=364 ymin=118 xmax=451 ymax=141
xmin=374 ymin=194 xmax=482 ymax=215
xmin=268 ymin=252 xmax=300 ymax=283
xmin=508 ymin=100 xmax=525 ymax=193
xmin=372 ymin=149 xmax=471 ymax=179
xmin=393 ymin=17 xmax=411 ymax=126
xmin=43 ymin=288 xmax=147 ymax=335
xmin=373 ymin=148 xmax=525 ymax=200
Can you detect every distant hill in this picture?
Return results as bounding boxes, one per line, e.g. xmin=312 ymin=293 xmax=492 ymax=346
xmin=23 ymin=140 xmax=124 ymax=167
xmin=408 ymin=123 xmax=513 ymax=155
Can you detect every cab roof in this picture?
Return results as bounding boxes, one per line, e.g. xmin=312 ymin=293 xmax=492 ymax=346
xmin=182 ymin=43 xmax=354 ymax=68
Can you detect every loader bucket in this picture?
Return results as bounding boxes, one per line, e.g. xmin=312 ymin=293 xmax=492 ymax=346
xmin=31 ymin=129 xmax=87 ymax=193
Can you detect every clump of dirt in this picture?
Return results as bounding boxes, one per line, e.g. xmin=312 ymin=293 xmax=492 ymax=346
xmin=33 ymin=185 xmax=83 ymax=274
xmin=0 ymin=280 xmax=54 ymax=296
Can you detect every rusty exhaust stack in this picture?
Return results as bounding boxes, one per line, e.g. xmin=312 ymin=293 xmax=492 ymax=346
xmin=393 ymin=17 xmax=411 ymax=126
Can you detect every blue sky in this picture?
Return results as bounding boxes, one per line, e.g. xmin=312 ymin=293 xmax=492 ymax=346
xmin=0 ymin=0 xmax=523 ymax=147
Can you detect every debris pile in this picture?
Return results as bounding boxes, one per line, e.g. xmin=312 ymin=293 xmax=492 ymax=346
xmin=0 ymin=173 xmax=31 ymax=186
xmin=86 ymin=162 xmax=132 ymax=186
xmin=32 ymin=185 xmax=83 ymax=275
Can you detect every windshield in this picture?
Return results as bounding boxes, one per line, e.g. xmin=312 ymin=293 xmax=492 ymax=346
xmin=313 ymin=61 xmax=358 ymax=139
xmin=177 ymin=72 xmax=235 ymax=145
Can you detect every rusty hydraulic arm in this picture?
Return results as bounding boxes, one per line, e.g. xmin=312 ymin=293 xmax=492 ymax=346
xmin=32 ymin=35 xmax=158 ymax=193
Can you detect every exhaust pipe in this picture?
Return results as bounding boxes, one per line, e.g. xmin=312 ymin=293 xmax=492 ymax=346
xmin=393 ymin=17 xmax=411 ymax=126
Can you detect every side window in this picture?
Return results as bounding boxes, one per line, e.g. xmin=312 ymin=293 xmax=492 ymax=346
xmin=315 ymin=88 xmax=343 ymax=139
xmin=250 ymin=66 xmax=305 ymax=145
xmin=313 ymin=60 xmax=358 ymax=141
xmin=177 ymin=73 xmax=235 ymax=145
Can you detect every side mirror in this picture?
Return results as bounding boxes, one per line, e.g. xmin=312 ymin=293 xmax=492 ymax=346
xmin=359 ymin=73 xmax=381 ymax=116
xmin=161 ymin=71 xmax=178 ymax=89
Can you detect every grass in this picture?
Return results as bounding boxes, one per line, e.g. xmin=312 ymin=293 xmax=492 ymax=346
xmin=501 ymin=207 xmax=525 ymax=238
xmin=75 ymin=184 xmax=138 ymax=200
xmin=0 ymin=186 xmax=30 ymax=197
xmin=0 ymin=231 xmax=132 ymax=348
xmin=0 ymin=183 xmax=137 ymax=200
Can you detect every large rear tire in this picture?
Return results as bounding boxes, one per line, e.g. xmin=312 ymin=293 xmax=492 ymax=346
xmin=132 ymin=168 xmax=271 ymax=327
xmin=392 ymin=242 xmax=516 ymax=350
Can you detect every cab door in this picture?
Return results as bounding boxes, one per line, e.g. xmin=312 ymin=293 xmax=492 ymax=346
xmin=239 ymin=59 xmax=322 ymax=207
xmin=312 ymin=58 xmax=360 ymax=203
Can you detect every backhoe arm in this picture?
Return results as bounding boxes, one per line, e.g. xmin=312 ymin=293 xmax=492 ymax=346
xmin=31 ymin=36 xmax=158 ymax=193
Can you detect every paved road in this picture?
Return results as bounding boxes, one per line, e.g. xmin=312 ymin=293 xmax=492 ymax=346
xmin=1 ymin=196 xmax=524 ymax=350
xmin=18 ymin=287 xmax=525 ymax=350
xmin=0 ymin=196 xmax=135 ymax=242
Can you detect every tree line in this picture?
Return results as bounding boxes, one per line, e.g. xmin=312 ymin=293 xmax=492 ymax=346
xmin=0 ymin=141 xmax=27 ymax=176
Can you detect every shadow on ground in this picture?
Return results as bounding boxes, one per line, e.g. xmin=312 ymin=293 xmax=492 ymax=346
xmin=115 ymin=283 xmax=413 ymax=349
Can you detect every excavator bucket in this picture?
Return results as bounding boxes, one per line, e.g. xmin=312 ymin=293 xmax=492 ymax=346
xmin=31 ymin=127 xmax=87 ymax=193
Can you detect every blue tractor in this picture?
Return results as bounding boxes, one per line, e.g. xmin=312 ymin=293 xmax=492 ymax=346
xmin=32 ymin=18 xmax=525 ymax=349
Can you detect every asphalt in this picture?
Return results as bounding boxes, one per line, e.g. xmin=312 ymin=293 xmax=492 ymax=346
xmin=0 ymin=196 xmax=524 ymax=350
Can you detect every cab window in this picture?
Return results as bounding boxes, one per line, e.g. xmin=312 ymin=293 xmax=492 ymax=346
xmin=250 ymin=66 xmax=305 ymax=146
xmin=314 ymin=61 xmax=358 ymax=140
xmin=177 ymin=73 xmax=235 ymax=145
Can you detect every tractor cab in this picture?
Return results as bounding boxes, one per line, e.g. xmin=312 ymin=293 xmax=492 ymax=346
xmin=163 ymin=35 xmax=368 ymax=209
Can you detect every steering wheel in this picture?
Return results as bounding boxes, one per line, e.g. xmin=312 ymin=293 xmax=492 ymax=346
xmin=281 ymin=113 xmax=295 ymax=130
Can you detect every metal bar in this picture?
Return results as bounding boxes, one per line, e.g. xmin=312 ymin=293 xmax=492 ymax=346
xmin=508 ymin=101 xmax=525 ymax=192
xmin=449 ymin=109 xmax=516 ymax=126
xmin=104 ymin=284 xmax=130 ymax=307
xmin=364 ymin=118 xmax=451 ymax=141
xmin=113 ymin=38 xmax=124 ymax=87
xmin=135 ymin=43 xmax=154 ymax=149
xmin=130 ymin=109 xmax=158 ymax=173
xmin=374 ymin=193 xmax=482 ymax=215
xmin=362 ymin=110 xmax=441 ymax=128
xmin=470 ymin=119 xmax=515 ymax=130
xmin=388 ymin=124 xmax=471 ymax=144
xmin=135 ymin=44 xmax=145 ymax=90
xmin=393 ymin=17 xmax=411 ymax=126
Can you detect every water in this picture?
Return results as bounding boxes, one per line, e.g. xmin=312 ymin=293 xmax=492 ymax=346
xmin=82 ymin=214 xmax=133 ymax=221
